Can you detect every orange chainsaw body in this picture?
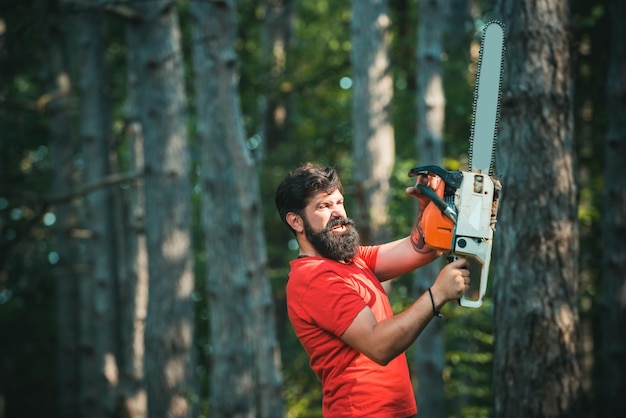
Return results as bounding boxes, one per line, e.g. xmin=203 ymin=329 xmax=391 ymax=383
xmin=421 ymin=180 xmax=454 ymax=251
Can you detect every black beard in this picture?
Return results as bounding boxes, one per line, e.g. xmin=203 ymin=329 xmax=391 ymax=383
xmin=304 ymin=217 xmax=360 ymax=262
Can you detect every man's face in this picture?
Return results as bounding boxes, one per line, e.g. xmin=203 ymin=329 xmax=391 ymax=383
xmin=301 ymin=189 xmax=360 ymax=262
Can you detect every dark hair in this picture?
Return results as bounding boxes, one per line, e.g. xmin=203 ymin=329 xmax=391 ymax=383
xmin=275 ymin=163 xmax=343 ymax=233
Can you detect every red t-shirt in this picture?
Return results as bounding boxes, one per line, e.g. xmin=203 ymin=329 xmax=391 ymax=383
xmin=286 ymin=246 xmax=418 ymax=418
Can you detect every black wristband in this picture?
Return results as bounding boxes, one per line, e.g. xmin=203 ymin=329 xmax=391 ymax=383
xmin=428 ymin=288 xmax=443 ymax=319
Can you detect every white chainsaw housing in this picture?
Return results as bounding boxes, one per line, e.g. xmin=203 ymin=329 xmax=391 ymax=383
xmin=453 ymin=172 xmax=497 ymax=308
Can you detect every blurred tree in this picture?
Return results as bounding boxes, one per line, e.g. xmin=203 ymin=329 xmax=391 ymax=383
xmin=116 ymin=5 xmax=150 ymax=417
xmin=125 ymin=1 xmax=195 ymax=417
xmin=600 ymin=0 xmax=626 ymax=414
xmin=190 ymin=2 xmax=254 ymax=416
xmin=350 ymin=0 xmax=394 ymax=247
xmin=69 ymin=2 xmax=119 ymax=415
xmin=492 ymin=0 xmax=583 ymax=417
xmin=46 ymin=2 xmax=82 ymax=415
xmin=260 ymin=0 xmax=296 ymax=158
xmin=113 ymin=127 xmax=149 ymax=415
xmin=190 ymin=0 xmax=284 ymax=416
xmin=412 ymin=0 xmax=446 ymax=416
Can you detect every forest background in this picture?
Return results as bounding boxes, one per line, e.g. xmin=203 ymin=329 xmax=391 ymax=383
xmin=0 ymin=0 xmax=624 ymax=418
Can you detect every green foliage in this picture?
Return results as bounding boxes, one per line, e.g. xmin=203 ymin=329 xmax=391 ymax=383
xmin=0 ymin=259 xmax=57 ymax=417
xmin=281 ymin=326 xmax=324 ymax=418
xmin=442 ymin=302 xmax=494 ymax=418
xmin=570 ymin=0 xmax=610 ymax=407
xmin=0 ymin=2 xmax=58 ymax=414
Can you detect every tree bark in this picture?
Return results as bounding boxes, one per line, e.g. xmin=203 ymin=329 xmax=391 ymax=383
xmin=261 ymin=0 xmax=296 ymax=158
xmin=601 ymin=0 xmax=626 ymax=414
xmin=72 ymin=5 xmax=119 ymax=416
xmin=412 ymin=0 xmax=446 ymax=416
xmin=46 ymin=5 xmax=81 ymax=415
xmin=491 ymin=1 xmax=583 ymax=417
xmin=191 ymin=1 xmax=283 ymax=416
xmin=114 ymin=14 xmax=150 ymax=418
xmin=351 ymin=0 xmax=394 ymax=246
xmin=446 ymin=0 xmax=472 ymax=51
xmin=126 ymin=2 xmax=195 ymax=417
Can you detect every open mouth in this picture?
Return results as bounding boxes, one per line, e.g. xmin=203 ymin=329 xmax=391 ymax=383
xmin=326 ymin=218 xmax=350 ymax=233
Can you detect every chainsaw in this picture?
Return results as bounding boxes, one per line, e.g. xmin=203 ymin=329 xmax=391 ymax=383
xmin=409 ymin=21 xmax=505 ymax=308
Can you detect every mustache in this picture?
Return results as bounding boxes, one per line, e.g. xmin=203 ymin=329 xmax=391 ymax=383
xmin=323 ymin=217 xmax=355 ymax=233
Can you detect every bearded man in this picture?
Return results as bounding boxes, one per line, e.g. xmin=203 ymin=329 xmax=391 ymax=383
xmin=275 ymin=162 xmax=469 ymax=418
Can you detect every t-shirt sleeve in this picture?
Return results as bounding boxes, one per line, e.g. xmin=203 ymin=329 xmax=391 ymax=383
xmin=300 ymin=272 xmax=368 ymax=337
xmin=357 ymin=245 xmax=379 ymax=273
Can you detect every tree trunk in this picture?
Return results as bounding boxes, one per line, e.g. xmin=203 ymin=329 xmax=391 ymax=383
xmin=114 ymin=122 xmax=149 ymax=418
xmin=46 ymin=5 xmax=80 ymax=416
xmin=126 ymin=2 xmax=195 ymax=417
xmin=446 ymin=0 xmax=471 ymax=51
xmin=191 ymin=1 xmax=283 ymax=416
xmin=72 ymin=5 xmax=119 ymax=416
xmin=491 ymin=1 xmax=583 ymax=417
xmin=114 ymin=16 xmax=150 ymax=418
xmin=412 ymin=0 xmax=446 ymax=416
xmin=258 ymin=6 xmax=293 ymax=411
xmin=351 ymin=0 xmax=394 ymax=246
xmin=261 ymin=0 xmax=296 ymax=158
xmin=601 ymin=0 xmax=626 ymax=414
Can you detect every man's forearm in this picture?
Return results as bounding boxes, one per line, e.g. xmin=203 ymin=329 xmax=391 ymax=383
xmin=374 ymin=236 xmax=440 ymax=281
xmin=373 ymin=206 xmax=441 ymax=280
xmin=365 ymin=291 xmax=442 ymax=365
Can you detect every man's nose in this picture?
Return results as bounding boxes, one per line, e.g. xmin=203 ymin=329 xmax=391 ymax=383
xmin=331 ymin=207 xmax=346 ymax=218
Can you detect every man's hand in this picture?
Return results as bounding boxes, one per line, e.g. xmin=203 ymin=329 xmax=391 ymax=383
xmin=405 ymin=172 xmax=443 ymax=211
xmin=406 ymin=172 xmax=444 ymax=254
xmin=431 ymin=258 xmax=470 ymax=304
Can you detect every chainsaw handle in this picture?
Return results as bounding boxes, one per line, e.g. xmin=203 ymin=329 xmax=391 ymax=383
xmin=459 ymin=268 xmax=487 ymax=308
xmin=446 ymin=254 xmax=465 ymax=306
xmin=455 ymin=238 xmax=492 ymax=308
xmin=445 ymin=254 xmax=487 ymax=308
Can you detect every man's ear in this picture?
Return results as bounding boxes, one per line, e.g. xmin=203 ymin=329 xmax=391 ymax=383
xmin=286 ymin=212 xmax=304 ymax=233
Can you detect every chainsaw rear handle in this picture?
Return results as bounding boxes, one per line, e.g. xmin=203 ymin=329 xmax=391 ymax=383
xmin=446 ymin=238 xmax=490 ymax=309
xmin=455 ymin=237 xmax=492 ymax=308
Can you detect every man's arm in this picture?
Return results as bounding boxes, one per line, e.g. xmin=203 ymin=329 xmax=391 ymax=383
xmin=341 ymin=258 xmax=469 ymax=365
xmin=373 ymin=177 xmax=445 ymax=281
xmin=373 ymin=236 xmax=439 ymax=281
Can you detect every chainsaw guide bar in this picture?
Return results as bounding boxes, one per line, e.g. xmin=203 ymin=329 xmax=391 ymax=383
xmin=469 ymin=21 xmax=505 ymax=175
